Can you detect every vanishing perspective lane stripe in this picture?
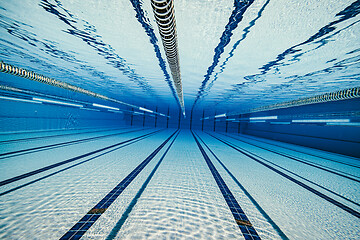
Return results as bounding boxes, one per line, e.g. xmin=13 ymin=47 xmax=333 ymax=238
xmin=0 ymin=128 xmax=147 ymax=159
xmin=220 ymin=133 xmax=360 ymax=182
xmin=192 ymin=131 xmax=261 ymax=240
xmin=0 ymin=130 xmax=162 ymax=197
xmin=0 ymin=129 xmax=163 ymax=187
xmin=233 ymin=133 xmax=360 ymax=169
xmin=0 ymin=127 xmax=126 ymax=144
xmin=195 ymin=132 xmax=289 ymax=240
xmin=60 ymin=130 xmax=178 ymax=240
xmin=208 ymin=133 xmax=360 ymax=219
xmin=106 ymin=130 xmax=181 ymax=240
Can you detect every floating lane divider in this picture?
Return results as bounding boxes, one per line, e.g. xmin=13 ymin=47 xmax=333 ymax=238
xmin=220 ymin=133 xmax=360 ymax=183
xmin=208 ymin=133 xmax=360 ymax=219
xmin=59 ymin=130 xmax=178 ymax=240
xmin=0 ymin=129 xmax=163 ymax=187
xmin=0 ymin=61 xmax=169 ymax=117
xmin=194 ymin=132 xmax=289 ymax=240
xmin=0 ymin=130 xmax=162 ymax=197
xmin=0 ymin=128 xmax=146 ymax=159
xmin=106 ymin=130 xmax=180 ymax=240
xmin=192 ymin=131 xmax=261 ymax=240
xmin=0 ymin=127 xmax=126 ymax=144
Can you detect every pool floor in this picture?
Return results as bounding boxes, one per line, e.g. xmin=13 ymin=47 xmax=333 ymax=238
xmin=0 ymin=127 xmax=359 ymax=239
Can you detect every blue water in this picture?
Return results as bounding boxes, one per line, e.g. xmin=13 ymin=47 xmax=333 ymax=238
xmin=0 ymin=0 xmax=359 ymax=114
xmin=0 ymin=0 xmax=359 ymax=239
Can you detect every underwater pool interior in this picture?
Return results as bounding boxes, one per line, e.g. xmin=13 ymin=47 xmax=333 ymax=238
xmin=0 ymin=0 xmax=360 ymax=239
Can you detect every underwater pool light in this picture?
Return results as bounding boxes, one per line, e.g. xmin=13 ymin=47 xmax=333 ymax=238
xmin=249 ymin=116 xmax=278 ymax=120
xmin=108 ymin=110 xmax=123 ymax=114
xmin=92 ymin=103 xmax=119 ymax=111
xmin=327 ymin=122 xmax=360 ymax=126
xmin=0 ymin=95 xmax=42 ymax=104
xmin=80 ymin=107 xmax=100 ymax=112
xmin=292 ymin=119 xmax=350 ymax=123
xmin=215 ymin=113 xmax=226 ymax=118
xmin=270 ymin=122 xmax=291 ymax=125
xmin=133 ymin=111 xmax=144 ymax=115
xmin=33 ymin=97 xmax=83 ymax=108
xmin=139 ymin=107 xmax=153 ymax=113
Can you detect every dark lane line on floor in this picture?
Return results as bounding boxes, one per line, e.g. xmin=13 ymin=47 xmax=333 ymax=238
xmin=0 ymin=128 xmax=147 ymax=159
xmin=0 ymin=127 xmax=127 ymax=144
xmin=0 ymin=131 xmax=163 ymax=197
xmin=195 ymin=132 xmax=289 ymax=240
xmin=192 ymin=131 xmax=261 ymax=240
xmin=0 ymin=129 xmax=163 ymax=187
xmin=237 ymin=134 xmax=360 ymax=169
xmin=216 ymin=135 xmax=360 ymax=208
xmin=106 ymin=130 xmax=180 ymax=240
xmin=220 ymin=133 xmax=360 ymax=182
xmin=59 ymin=130 xmax=179 ymax=240
xmin=207 ymin=133 xmax=360 ymax=219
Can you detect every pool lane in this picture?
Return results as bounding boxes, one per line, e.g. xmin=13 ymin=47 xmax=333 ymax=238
xmin=111 ymin=130 xmax=245 ymax=239
xmin=60 ymin=130 xmax=178 ymax=240
xmin=192 ymin=131 xmax=261 ymax=240
xmin=0 ymin=128 xmax=153 ymax=182
xmin=199 ymin=132 xmax=360 ymax=239
xmin=0 ymin=127 xmax=126 ymax=144
xmin=195 ymin=132 xmax=287 ymax=240
xmin=214 ymin=132 xmax=360 ymax=208
xmin=209 ymin=133 xmax=360 ymax=218
xmin=0 ymin=127 xmax=143 ymax=158
xmin=236 ymin=133 xmax=360 ymax=169
xmin=221 ymin=133 xmax=360 ymax=181
xmin=0 ymin=130 xmax=162 ymax=197
xmin=0 ymin=126 xmax=110 ymax=141
xmin=0 ymin=130 xmax=175 ymax=240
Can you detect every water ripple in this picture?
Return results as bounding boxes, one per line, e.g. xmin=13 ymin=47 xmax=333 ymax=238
xmin=40 ymin=0 xmax=159 ymax=98
xmin=191 ymin=0 xmax=255 ymax=111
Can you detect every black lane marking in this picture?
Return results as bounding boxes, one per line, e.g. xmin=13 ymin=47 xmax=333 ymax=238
xmin=0 ymin=128 xmax=147 ymax=159
xmin=195 ymin=132 xmax=289 ymax=240
xmin=217 ymin=135 xmax=360 ymax=207
xmin=59 ymin=130 xmax=178 ymax=240
xmin=220 ymin=133 xmax=360 ymax=183
xmin=0 ymin=131 xmax=161 ymax=197
xmin=106 ymin=130 xmax=180 ymax=240
xmin=192 ymin=131 xmax=261 ymax=240
xmin=0 ymin=129 xmax=163 ymax=187
xmin=208 ymin=133 xmax=360 ymax=219
xmin=236 ymin=133 xmax=360 ymax=169
xmin=0 ymin=127 xmax=126 ymax=144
